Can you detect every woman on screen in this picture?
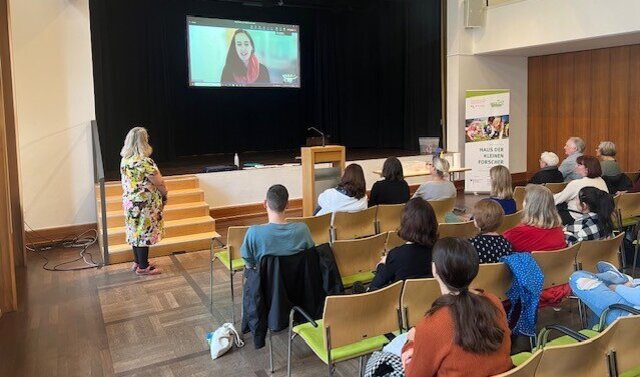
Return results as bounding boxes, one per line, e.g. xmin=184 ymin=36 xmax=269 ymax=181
xmin=221 ymin=29 xmax=270 ymax=85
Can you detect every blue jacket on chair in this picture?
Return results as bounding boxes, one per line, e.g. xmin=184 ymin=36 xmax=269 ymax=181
xmin=501 ymin=252 xmax=543 ymax=337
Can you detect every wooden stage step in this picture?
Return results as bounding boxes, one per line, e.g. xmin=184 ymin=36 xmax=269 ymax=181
xmin=103 ymin=175 xmax=199 ymax=197
xmin=105 ymin=201 xmax=210 ymax=228
xmin=107 ymin=216 xmax=215 ymax=245
xmin=103 ymin=188 xmax=205 ymax=212
xmin=107 ymin=231 xmax=221 ymax=264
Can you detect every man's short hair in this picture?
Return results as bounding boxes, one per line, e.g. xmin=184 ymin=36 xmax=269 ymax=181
xmin=569 ymin=136 xmax=586 ymax=153
xmin=266 ymin=184 xmax=289 ymax=212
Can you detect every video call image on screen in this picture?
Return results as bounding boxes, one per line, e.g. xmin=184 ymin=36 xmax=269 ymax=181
xmin=187 ymin=16 xmax=300 ymax=88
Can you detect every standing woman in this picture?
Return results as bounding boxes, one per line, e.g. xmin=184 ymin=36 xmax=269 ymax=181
xmin=120 ymin=127 xmax=167 ymax=275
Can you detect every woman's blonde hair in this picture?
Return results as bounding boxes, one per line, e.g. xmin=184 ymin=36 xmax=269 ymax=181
xmin=432 ymin=156 xmax=450 ymax=178
xmin=120 ymin=127 xmax=152 ymax=158
xmin=489 ymin=165 xmax=513 ymax=200
xmin=522 ymin=184 xmax=561 ymax=228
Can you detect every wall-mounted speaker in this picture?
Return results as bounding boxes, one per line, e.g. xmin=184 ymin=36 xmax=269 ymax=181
xmin=465 ymin=0 xmax=487 ymax=28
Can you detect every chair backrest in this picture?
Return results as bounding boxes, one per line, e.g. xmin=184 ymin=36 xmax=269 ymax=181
xmin=576 ymin=232 xmax=624 ymax=272
xmin=513 ymin=186 xmax=526 ymax=211
xmin=607 ymin=314 xmax=640 ymax=375
xmin=493 ymin=350 xmax=543 ymax=377
xmin=471 ymin=262 xmax=512 ymax=301
xmin=400 ymin=278 xmax=441 ymax=329
xmin=531 ymin=243 xmax=581 ymax=290
xmin=438 ymin=220 xmax=478 ymax=239
xmin=332 ymin=206 xmax=378 ymax=241
xmin=286 ymin=213 xmax=331 ymax=245
xmin=543 ymin=182 xmax=567 ymax=194
xmin=497 ymin=210 xmax=524 ymax=234
xmin=331 ymin=233 xmax=387 ymax=278
xmin=427 ymin=196 xmax=457 ymax=223
xmin=534 ymin=323 xmax=616 ymax=377
xmin=227 ymin=226 xmax=250 ymax=260
xmin=323 ymin=280 xmax=403 ymax=349
xmin=385 ymin=230 xmax=406 ymax=251
xmin=616 ymin=192 xmax=640 ymax=222
xmin=624 ymin=171 xmax=639 ymax=185
xmin=375 ymin=203 xmax=406 ymax=233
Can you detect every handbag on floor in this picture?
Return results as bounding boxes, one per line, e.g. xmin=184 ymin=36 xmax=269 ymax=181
xmin=207 ymin=322 xmax=245 ymax=360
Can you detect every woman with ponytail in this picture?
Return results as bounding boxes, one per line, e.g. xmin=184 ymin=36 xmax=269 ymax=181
xmin=401 ymin=237 xmax=512 ymax=377
xmin=564 ymin=186 xmax=615 ymax=244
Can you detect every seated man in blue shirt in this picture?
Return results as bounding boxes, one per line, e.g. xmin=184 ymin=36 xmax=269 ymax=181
xmin=241 ymin=184 xmax=315 ymax=267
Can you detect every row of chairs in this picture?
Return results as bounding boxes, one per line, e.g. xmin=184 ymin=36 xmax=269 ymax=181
xmin=499 ymin=314 xmax=639 ymax=377
xmin=287 ymin=197 xmax=458 ymax=245
xmin=513 ymin=182 xmax=567 ymax=211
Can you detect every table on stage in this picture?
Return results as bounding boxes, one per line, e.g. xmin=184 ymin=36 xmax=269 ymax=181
xmin=373 ymin=166 xmax=471 ymax=181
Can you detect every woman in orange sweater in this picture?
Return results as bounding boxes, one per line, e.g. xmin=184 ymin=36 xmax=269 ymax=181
xmin=401 ymin=237 xmax=513 ymax=377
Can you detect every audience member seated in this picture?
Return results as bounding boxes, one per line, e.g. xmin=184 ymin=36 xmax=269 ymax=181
xmin=489 ymin=165 xmax=517 ymax=215
xmin=369 ymin=198 xmax=438 ymax=290
xmin=468 ymin=199 xmax=513 ymax=263
xmin=241 ymin=184 xmax=315 ymax=267
xmin=369 ymin=156 xmax=410 ymax=207
xmin=315 ymin=163 xmax=368 ymax=215
xmin=564 ymin=187 xmax=615 ymax=244
xmin=558 ymin=136 xmax=585 ymax=182
xmin=529 ymin=151 xmax=564 ymax=184
xmin=570 ymin=262 xmax=640 ymax=326
xmin=554 ymin=155 xmax=609 ymax=225
xmin=400 ymin=238 xmax=512 ymax=377
xmin=596 ymin=141 xmax=622 ymax=177
xmin=413 ymin=156 xmax=457 ymax=201
xmin=504 ymin=184 xmax=566 ymax=252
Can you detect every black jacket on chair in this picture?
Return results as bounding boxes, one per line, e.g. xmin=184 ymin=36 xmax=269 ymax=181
xmin=241 ymin=246 xmax=342 ymax=349
xmin=603 ymin=173 xmax=632 ymax=194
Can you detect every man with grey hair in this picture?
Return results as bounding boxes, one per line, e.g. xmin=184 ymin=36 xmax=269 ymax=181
xmin=241 ymin=184 xmax=314 ymax=267
xmin=558 ymin=137 xmax=585 ymax=182
xmin=529 ymin=151 xmax=564 ymax=184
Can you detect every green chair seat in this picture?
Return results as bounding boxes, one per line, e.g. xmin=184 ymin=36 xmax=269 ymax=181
xmin=293 ymin=319 xmax=389 ymax=364
xmin=543 ymin=329 xmax=600 ymax=347
xmin=217 ymin=250 xmax=245 ymax=271
xmin=620 ymin=217 xmax=640 ymax=228
xmin=620 ymin=365 xmax=640 ymax=377
xmin=341 ymin=271 xmax=375 ymax=288
xmin=511 ymin=352 xmax=532 ymax=367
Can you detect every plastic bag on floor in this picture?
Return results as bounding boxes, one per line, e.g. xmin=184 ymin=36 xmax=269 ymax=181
xmin=206 ymin=323 xmax=245 ymax=360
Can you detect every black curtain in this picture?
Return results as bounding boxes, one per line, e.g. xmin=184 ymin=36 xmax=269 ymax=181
xmin=90 ymin=0 xmax=441 ymax=173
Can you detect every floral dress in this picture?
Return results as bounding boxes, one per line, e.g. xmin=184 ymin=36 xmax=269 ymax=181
xmin=121 ymin=156 xmax=164 ymax=246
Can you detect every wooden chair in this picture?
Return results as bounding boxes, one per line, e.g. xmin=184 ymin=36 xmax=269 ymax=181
xmin=615 ymin=191 xmax=640 ymax=229
xmin=513 ymin=186 xmax=526 ymax=211
xmin=543 ymin=182 xmax=567 ymax=194
xmin=287 ymin=281 xmax=403 ymax=377
xmin=494 ymin=350 xmax=542 ymax=377
xmin=575 ymin=232 xmax=624 ymax=272
xmin=497 ymin=210 xmax=523 ymax=234
xmin=331 ymin=233 xmax=387 ymax=288
xmin=531 ymin=243 xmax=581 ymax=290
xmin=375 ymin=203 xmax=405 ymax=233
xmin=210 ymin=225 xmax=249 ymax=323
xmin=624 ymin=171 xmax=640 ymax=185
xmin=332 ymin=206 xmax=377 ymax=241
xmin=607 ymin=314 xmax=640 ymax=376
xmin=533 ymin=322 xmax=617 ymax=377
xmin=385 ymin=230 xmax=406 ymax=251
xmin=427 ymin=197 xmax=457 ymax=223
xmin=400 ymin=278 xmax=441 ymax=330
xmin=437 ymin=220 xmax=478 ymax=239
xmin=286 ymin=212 xmax=331 ymax=245
xmin=471 ymin=262 xmax=512 ymax=301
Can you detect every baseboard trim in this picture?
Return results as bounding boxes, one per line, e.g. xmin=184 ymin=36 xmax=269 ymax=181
xmin=25 ymin=223 xmax=98 ymax=247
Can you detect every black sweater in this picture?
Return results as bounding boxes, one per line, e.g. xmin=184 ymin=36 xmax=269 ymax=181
xmin=529 ymin=167 xmax=564 ymax=184
xmin=368 ymin=179 xmax=410 ymax=207
xmin=369 ymin=243 xmax=433 ymax=290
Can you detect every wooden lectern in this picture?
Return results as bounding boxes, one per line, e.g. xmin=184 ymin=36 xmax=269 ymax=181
xmin=301 ymin=145 xmax=346 ymax=217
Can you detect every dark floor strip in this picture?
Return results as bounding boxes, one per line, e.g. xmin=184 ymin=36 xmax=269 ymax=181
xmin=113 ymin=350 xmax=210 ymax=377
xmin=170 ymin=254 xmax=211 ymax=306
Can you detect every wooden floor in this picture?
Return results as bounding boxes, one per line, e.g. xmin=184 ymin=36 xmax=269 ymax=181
xmin=1 ymin=194 xmax=587 ymax=377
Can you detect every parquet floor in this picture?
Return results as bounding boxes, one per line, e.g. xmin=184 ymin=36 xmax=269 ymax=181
xmin=1 ymin=194 xmax=586 ymax=376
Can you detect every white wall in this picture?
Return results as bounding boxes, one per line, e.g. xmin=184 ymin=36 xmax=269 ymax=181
xmin=446 ymin=0 xmax=528 ymax=174
xmin=474 ymin=0 xmax=640 ymax=55
xmin=10 ymin=0 xmax=96 ymax=229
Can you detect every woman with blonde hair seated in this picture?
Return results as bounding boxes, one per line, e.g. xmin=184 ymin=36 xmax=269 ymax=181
xmin=413 ymin=156 xmax=456 ymax=201
xmin=489 ymin=165 xmax=516 ymax=215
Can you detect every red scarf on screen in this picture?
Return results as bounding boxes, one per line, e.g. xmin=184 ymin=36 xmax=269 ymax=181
xmin=234 ymin=54 xmax=260 ymax=84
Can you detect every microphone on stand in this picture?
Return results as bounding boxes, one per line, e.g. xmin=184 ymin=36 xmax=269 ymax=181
xmin=307 ymin=126 xmax=326 ymax=147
